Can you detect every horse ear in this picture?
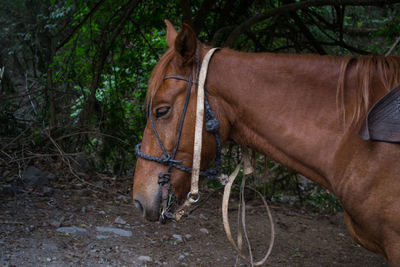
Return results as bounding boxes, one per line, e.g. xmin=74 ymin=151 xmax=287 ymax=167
xmin=174 ymin=23 xmax=197 ymax=64
xmin=165 ymin=20 xmax=177 ymax=48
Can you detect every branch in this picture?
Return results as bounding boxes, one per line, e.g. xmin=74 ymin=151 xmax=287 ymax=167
xmin=225 ymin=0 xmax=400 ymax=47
xmin=0 ymin=66 xmax=4 ymax=82
xmin=180 ymin=0 xmax=193 ymax=26
xmin=134 ymin=21 xmax=160 ymax=60
xmin=211 ymin=26 xmax=234 ymax=46
xmin=385 ymin=36 xmax=400 ymax=56
xmin=82 ymin=0 xmax=139 ymax=126
xmin=192 ymin=0 xmax=217 ymax=33
xmin=56 ymin=0 xmax=107 ymax=51
xmin=320 ymin=41 xmax=370 ymax=54
xmin=25 ymin=72 xmax=38 ymax=116
xmin=291 ymin=9 xmax=327 ymax=54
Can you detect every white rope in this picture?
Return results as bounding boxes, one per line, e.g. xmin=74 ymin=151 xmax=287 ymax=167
xmin=222 ymin=147 xmax=275 ymax=266
xmin=173 ymin=47 xmax=219 ymax=221
xmin=189 ymin=47 xmax=219 ymax=200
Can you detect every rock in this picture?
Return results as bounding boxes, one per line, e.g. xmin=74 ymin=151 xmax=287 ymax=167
xmin=56 ymin=226 xmax=87 ymax=234
xmin=117 ymin=195 xmax=128 ymax=202
xmin=71 ymin=155 xmax=90 ymax=174
xmin=41 ymin=241 xmax=58 ymax=251
xmin=46 ymin=173 xmax=57 ymax=181
xmin=184 ymin=234 xmax=192 ymax=240
xmin=95 ymin=226 xmax=132 ymax=237
xmin=329 ymin=212 xmax=345 ymax=227
xmin=95 ymin=180 xmax=107 ymax=189
xmin=42 ymin=186 xmax=54 ymax=196
xmin=199 ymin=228 xmax=209 ymax=234
xmin=199 ymin=213 xmax=208 ymax=220
xmin=5 ymin=175 xmax=14 ymax=182
xmin=172 ymin=234 xmax=183 ymax=243
xmin=86 ymin=205 xmax=95 ymax=211
xmin=96 ymin=235 xmax=109 ymax=239
xmin=22 ymin=166 xmax=48 ymax=187
xmin=278 ymin=195 xmax=297 ymax=204
xmin=104 ymin=204 xmax=118 ymax=213
xmin=50 ymin=220 xmax=61 ymax=228
xmin=138 ymin=255 xmax=152 ymax=262
xmin=76 ymin=189 xmax=90 ymax=196
xmin=1 ymin=185 xmax=15 ymax=196
xmin=114 ymin=216 xmax=127 ymax=225
xmin=2 ymin=170 xmax=13 ymax=182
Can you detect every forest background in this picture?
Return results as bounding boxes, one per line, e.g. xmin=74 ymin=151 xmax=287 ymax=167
xmin=1 ymin=0 xmax=400 ymax=211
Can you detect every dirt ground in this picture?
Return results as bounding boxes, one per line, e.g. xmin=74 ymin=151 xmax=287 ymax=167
xmin=0 ymin=176 xmax=389 ymax=267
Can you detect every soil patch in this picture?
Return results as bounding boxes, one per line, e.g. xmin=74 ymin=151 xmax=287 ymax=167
xmin=0 ymin=179 xmax=388 ymax=266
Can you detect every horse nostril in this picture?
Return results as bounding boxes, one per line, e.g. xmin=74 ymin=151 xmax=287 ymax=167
xmin=134 ymin=199 xmax=145 ymax=216
xmin=133 ymin=194 xmax=160 ymax=221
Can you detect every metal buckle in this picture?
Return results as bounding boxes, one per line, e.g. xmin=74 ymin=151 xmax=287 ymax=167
xmin=187 ymin=191 xmax=200 ymax=203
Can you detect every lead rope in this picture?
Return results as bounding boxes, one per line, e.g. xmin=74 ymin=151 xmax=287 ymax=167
xmin=173 ymin=47 xmax=219 ymax=221
xmin=223 ymin=147 xmax=275 ymax=266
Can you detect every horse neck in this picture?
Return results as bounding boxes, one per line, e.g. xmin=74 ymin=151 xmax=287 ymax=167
xmin=208 ymin=50 xmax=347 ymax=190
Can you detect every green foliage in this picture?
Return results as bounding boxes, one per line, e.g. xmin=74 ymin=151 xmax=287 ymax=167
xmin=305 ymin=190 xmax=343 ymax=213
xmin=1 ymin=1 xmax=399 ymax=187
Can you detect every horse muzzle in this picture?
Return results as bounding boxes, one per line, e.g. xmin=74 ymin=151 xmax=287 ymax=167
xmin=133 ymin=190 xmax=161 ymax=222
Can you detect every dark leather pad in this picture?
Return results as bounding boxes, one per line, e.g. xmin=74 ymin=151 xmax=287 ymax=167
xmin=359 ymin=84 xmax=400 ymax=143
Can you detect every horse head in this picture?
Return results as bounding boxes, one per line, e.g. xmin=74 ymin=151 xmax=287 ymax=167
xmin=132 ymin=21 xmax=223 ymax=222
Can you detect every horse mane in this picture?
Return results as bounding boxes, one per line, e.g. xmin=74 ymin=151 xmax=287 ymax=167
xmin=145 ymin=48 xmax=176 ymax=107
xmin=147 ymin=47 xmax=400 ymax=128
xmin=337 ymin=55 xmax=400 ymax=125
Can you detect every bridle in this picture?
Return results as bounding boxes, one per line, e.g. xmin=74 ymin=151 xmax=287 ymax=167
xmin=135 ymin=47 xmax=222 ymax=223
xmin=135 ymin=47 xmax=275 ymax=265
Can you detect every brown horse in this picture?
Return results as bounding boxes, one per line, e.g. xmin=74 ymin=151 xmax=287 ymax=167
xmin=133 ymin=20 xmax=400 ymax=264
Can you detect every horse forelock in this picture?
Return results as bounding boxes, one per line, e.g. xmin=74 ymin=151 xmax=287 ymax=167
xmin=145 ymin=48 xmax=176 ymax=108
xmin=337 ymin=55 xmax=400 ymax=126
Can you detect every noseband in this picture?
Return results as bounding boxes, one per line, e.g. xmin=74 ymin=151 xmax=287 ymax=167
xmin=135 ymin=48 xmax=222 ymax=222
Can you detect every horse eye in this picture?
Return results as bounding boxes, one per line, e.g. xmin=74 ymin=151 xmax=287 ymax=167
xmin=155 ymin=106 xmax=171 ymax=118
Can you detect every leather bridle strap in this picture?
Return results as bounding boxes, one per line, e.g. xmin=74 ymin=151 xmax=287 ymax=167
xmin=153 ymin=73 xmax=194 ymax=177
xmin=151 ymin=73 xmax=193 ymax=222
